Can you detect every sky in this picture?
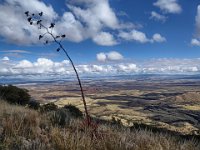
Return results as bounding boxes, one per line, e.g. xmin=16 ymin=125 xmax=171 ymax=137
xmin=1 ymin=0 xmax=200 ymax=79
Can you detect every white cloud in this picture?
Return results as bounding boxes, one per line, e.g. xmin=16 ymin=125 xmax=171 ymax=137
xmin=119 ymin=30 xmax=166 ymax=43
xmin=0 ymin=0 xmax=57 ymax=45
xmin=0 ymin=0 xmax=166 ymax=46
xmin=107 ymin=51 xmax=123 ymax=61
xmin=96 ymin=51 xmax=123 ymax=62
xmin=118 ymin=64 xmax=138 ymax=73
xmin=34 ymin=58 xmax=54 ymax=68
xmin=16 ymin=60 xmax=33 ymax=68
xmin=66 ymin=0 xmax=121 ymax=45
xmin=68 ymin=0 xmax=119 ymax=30
xmin=141 ymin=58 xmax=200 ymax=74
xmin=1 ymin=57 xmax=200 ymax=78
xmin=8 ymin=58 xmax=70 ymax=75
xmin=2 ymin=57 xmax=10 ymax=61
xmin=152 ymin=33 xmax=166 ymax=43
xmin=153 ymin=0 xmax=182 ymax=14
xmin=77 ymin=64 xmax=112 ymax=74
xmin=150 ymin=11 xmax=167 ymax=22
xmin=92 ymin=65 xmax=104 ymax=72
xmin=97 ymin=53 xmax=107 ymax=62
xmin=119 ymin=30 xmax=149 ymax=43
xmin=92 ymin=32 xmax=118 ymax=46
xmin=77 ymin=63 xmax=139 ymax=74
xmin=55 ymin=12 xmax=85 ymax=42
xmin=7 ymin=0 xmax=57 ymax=20
xmin=191 ymin=39 xmax=200 ymax=46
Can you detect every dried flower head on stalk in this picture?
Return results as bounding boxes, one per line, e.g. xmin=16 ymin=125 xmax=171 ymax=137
xmin=24 ymin=11 xmax=91 ymax=126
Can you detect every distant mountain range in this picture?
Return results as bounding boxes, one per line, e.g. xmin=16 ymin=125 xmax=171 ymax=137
xmin=1 ymin=74 xmax=200 ymax=85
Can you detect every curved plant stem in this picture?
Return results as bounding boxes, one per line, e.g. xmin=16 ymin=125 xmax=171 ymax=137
xmin=41 ymin=24 xmax=90 ymax=125
xmin=60 ymin=45 xmax=90 ymax=125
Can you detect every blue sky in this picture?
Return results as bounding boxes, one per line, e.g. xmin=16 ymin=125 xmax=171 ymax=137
xmin=1 ymin=0 xmax=200 ymax=78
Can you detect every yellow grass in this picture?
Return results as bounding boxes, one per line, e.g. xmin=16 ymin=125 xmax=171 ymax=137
xmin=0 ymin=100 xmax=199 ymax=150
xmin=180 ymin=105 xmax=200 ymax=111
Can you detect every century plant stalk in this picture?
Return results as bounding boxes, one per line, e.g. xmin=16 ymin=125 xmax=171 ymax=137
xmin=25 ymin=11 xmax=90 ymax=126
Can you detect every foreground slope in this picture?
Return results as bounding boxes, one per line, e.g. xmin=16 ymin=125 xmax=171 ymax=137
xmin=0 ymin=100 xmax=199 ymax=150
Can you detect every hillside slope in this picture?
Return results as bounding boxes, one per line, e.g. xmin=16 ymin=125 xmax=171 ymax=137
xmin=0 ymin=100 xmax=199 ymax=150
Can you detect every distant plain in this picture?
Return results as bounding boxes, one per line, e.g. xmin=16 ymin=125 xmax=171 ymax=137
xmin=15 ymin=75 xmax=200 ymax=136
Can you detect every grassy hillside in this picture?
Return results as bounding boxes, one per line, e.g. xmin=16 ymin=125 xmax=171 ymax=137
xmin=0 ymin=100 xmax=199 ymax=150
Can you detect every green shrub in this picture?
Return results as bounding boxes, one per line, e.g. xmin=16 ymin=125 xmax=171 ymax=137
xmin=0 ymin=85 xmax=30 ymax=105
xmin=49 ymin=108 xmax=71 ymax=126
xmin=63 ymin=104 xmax=83 ymax=118
xmin=41 ymin=103 xmax=58 ymax=112
xmin=28 ymin=100 xmax=40 ymax=110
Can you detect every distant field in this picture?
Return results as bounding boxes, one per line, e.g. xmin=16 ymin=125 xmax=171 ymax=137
xmin=17 ymin=75 xmax=200 ymax=136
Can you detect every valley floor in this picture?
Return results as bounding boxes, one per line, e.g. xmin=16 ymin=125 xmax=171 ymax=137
xmin=18 ymin=75 xmax=200 ymax=136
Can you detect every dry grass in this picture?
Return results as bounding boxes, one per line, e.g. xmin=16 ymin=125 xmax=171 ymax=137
xmin=180 ymin=104 xmax=200 ymax=111
xmin=0 ymin=100 xmax=199 ymax=150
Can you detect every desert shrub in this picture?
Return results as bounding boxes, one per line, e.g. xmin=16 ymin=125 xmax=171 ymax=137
xmin=111 ymin=117 xmax=122 ymax=126
xmin=0 ymin=85 xmax=30 ymax=105
xmin=28 ymin=100 xmax=40 ymax=110
xmin=49 ymin=108 xmax=71 ymax=127
xmin=41 ymin=103 xmax=58 ymax=112
xmin=63 ymin=104 xmax=83 ymax=118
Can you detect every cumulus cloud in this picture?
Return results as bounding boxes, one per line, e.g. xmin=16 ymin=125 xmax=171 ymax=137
xmin=92 ymin=32 xmax=118 ymax=46
xmin=77 ymin=63 xmax=139 ymax=74
xmin=191 ymin=39 xmax=200 ymax=46
xmin=0 ymin=0 xmax=166 ymax=46
xmin=153 ymin=0 xmax=182 ymax=14
xmin=152 ymin=33 xmax=166 ymax=43
xmin=118 ymin=64 xmax=138 ymax=73
xmin=0 ymin=57 xmax=138 ymax=76
xmin=2 ymin=56 xmax=10 ymax=61
xmin=141 ymin=58 xmax=200 ymax=74
xmin=96 ymin=53 xmax=107 ymax=62
xmin=7 ymin=0 xmax=57 ymax=20
xmin=15 ymin=60 xmax=33 ymax=68
xmin=5 ymin=58 xmax=70 ymax=75
xmin=68 ymin=0 xmax=119 ymax=30
xmin=0 ymin=0 xmax=57 ymax=45
xmin=107 ymin=51 xmax=124 ymax=61
xmin=96 ymin=51 xmax=123 ymax=62
xmin=0 ymin=57 xmax=200 ymax=78
xmin=0 ymin=0 xmax=118 ymax=45
xmin=150 ymin=11 xmax=167 ymax=22
xmin=55 ymin=12 xmax=85 ymax=42
xmin=119 ymin=30 xmax=149 ymax=43
xmin=119 ymin=30 xmax=166 ymax=43
xmin=66 ymin=0 xmax=127 ymax=45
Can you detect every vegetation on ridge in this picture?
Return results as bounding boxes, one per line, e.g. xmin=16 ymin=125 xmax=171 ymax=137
xmin=0 ymin=100 xmax=199 ymax=150
xmin=0 ymin=85 xmax=30 ymax=105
